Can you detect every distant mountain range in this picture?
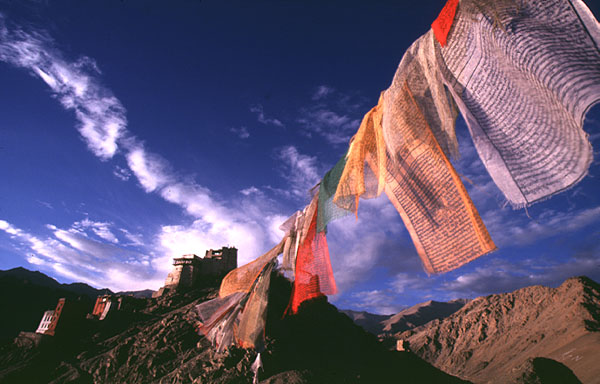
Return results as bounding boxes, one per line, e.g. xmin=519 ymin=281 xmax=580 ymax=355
xmin=342 ymin=298 xmax=469 ymax=336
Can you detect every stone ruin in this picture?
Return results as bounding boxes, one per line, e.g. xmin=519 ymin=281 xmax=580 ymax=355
xmin=152 ymin=246 xmax=237 ymax=298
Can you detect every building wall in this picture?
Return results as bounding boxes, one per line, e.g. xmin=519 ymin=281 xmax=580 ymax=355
xmin=158 ymin=247 xmax=238 ymax=294
xmin=179 ymin=264 xmax=194 ymax=287
xmin=35 ymin=310 xmax=55 ymax=334
xmin=200 ymin=247 xmax=237 ymax=276
xmin=92 ymin=295 xmax=111 ymax=316
xmin=45 ymin=298 xmax=65 ymax=336
xmin=164 ymin=264 xmax=183 ymax=287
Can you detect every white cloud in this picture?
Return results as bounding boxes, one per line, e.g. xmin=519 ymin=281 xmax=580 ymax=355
xmin=250 ymin=104 xmax=283 ymax=127
xmin=297 ymin=88 xmax=365 ymax=145
xmin=71 ymin=218 xmax=119 ymax=243
xmin=240 ymin=186 xmax=260 ymax=196
xmin=312 ymin=85 xmax=334 ymax=101
xmin=0 ymin=16 xmax=296 ymax=286
xmin=0 ymin=16 xmax=127 ymax=159
xmin=125 ymin=145 xmax=172 ymax=193
xmin=230 ymin=126 xmax=250 ymax=139
xmin=36 ymin=200 xmax=54 ymax=209
xmin=442 ymin=249 xmax=600 ymax=297
xmin=113 ymin=165 xmax=131 ymax=181
xmin=349 ymin=289 xmax=404 ymax=315
xmin=483 ymin=206 xmax=600 ymax=248
xmin=119 ymin=228 xmax=144 ymax=246
xmin=275 ymin=145 xmax=321 ymax=199
xmin=0 ymin=218 xmax=163 ymax=292
xmin=327 ymin=196 xmax=414 ymax=293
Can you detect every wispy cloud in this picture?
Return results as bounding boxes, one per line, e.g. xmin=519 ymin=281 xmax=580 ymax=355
xmin=349 ymin=289 xmax=405 ymax=315
xmin=442 ymin=247 xmax=600 ymax=297
xmin=36 ymin=200 xmax=54 ymax=209
xmin=230 ymin=126 xmax=250 ymax=139
xmin=312 ymin=85 xmax=334 ymax=101
xmin=119 ymin=228 xmax=144 ymax=247
xmin=0 ymin=219 xmax=161 ymax=291
xmin=240 ymin=186 xmax=260 ymax=196
xmin=297 ymin=86 xmax=365 ymax=145
xmin=0 ymin=14 xmax=126 ymax=160
xmin=0 ymin=15 xmax=289 ymax=287
xmin=113 ymin=165 xmax=131 ymax=181
xmin=274 ymin=145 xmax=321 ymax=199
xmin=250 ymin=104 xmax=283 ymax=127
xmin=71 ymin=218 xmax=119 ymax=244
xmin=482 ymin=206 xmax=600 ymax=248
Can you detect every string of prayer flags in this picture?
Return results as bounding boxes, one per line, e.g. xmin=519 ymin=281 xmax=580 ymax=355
xmin=437 ymin=0 xmax=600 ymax=207
xmin=198 ymin=0 xmax=600 ymax=353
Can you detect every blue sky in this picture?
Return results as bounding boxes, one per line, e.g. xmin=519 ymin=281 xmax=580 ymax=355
xmin=1 ymin=0 xmax=599 ymax=314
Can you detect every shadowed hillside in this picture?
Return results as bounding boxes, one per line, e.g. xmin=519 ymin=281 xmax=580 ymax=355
xmin=0 ymin=269 xmax=468 ymax=383
xmin=0 ymin=267 xmax=111 ymax=343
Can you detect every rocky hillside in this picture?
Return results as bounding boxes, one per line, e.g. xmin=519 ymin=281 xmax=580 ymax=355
xmin=0 ymin=271 xmax=467 ymax=383
xmin=398 ymin=276 xmax=600 ymax=384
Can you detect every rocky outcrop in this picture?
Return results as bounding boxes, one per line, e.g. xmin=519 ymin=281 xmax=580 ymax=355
xmin=399 ymin=276 xmax=600 ymax=384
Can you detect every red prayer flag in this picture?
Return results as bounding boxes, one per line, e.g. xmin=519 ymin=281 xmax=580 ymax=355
xmin=288 ymin=201 xmax=337 ymax=314
xmin=432 ymin=0 xmax=459 ymax=46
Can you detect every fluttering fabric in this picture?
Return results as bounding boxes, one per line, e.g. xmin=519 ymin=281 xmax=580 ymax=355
xmin=432 ymin=0 xmax=460 ymax=47
xmin=288 ymin=195 xmax=337 ymax=314
xmin=381 ymin=74 xmax=496 ymax=273
xmin=196 ymin=292 xmax=246 ymax=352
xmin=279 ymin=210 xmax=303 ymax=273
xmin=316 ymin=154 xmax=352 ymax=233
xmin=196 ymin=261 xmax=276 ymax=350
xmin=438 ymin=0 xmax=600 ymax=207
xmin=373 ymin=19 xmax=496 ymax=274
xmin=333 ymin=93 xmax=387 ymax=216
xmin=236 ymin=261 xmax=275 ymax=349
xmin=219 ymin=239 xmax=284 ymax=298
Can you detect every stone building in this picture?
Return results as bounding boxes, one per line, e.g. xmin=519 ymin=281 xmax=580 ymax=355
xmin=153 ymin=246 xmax=237 ymax=297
